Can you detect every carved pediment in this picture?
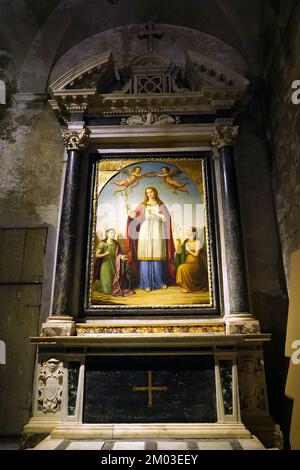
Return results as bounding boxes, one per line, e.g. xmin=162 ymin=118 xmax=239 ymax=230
xmin=118 ymin=52 xmax=190 ymax=94
xmin=49 ymin=51 xmax=115 ymax=92
xmin=49 ymin=49 xmax=249 ymax=120
xmin=186 ymin=49 xmax=249 ymax=91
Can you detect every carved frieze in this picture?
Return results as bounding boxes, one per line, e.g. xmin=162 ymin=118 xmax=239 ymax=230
xmin=64 ymin=102 xmax=88 ymax=114
xmin=121 ymin=112 xmax=180 ymax=126
xmin=61 ymin=127 xmax=91 ymax=151
xmin=37 ymin=358 xmax=64 ymax=413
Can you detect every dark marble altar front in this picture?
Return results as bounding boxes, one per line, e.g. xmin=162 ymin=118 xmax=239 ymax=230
xmin=83 ymin=355 xmax=217 ymax=423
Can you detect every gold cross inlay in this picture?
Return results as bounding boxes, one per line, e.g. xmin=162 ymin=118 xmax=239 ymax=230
xmin=132 ymin=370 xmax=168 ymax=408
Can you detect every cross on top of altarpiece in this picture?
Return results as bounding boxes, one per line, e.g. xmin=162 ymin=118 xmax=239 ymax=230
xmin=137 ymin=21 xmax=164 ymax=52
xmin=132 ymin=370 xmax=168 ymax=408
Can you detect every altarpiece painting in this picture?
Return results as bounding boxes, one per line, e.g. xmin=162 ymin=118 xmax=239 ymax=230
xmin=86 ymin=154 xmax=218 ymax=314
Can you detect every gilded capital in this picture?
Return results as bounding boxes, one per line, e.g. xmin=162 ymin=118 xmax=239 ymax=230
xmin=61 ymin=127 xmax=91 ymax=151
xmin=211 ymin=126 xmax=239 ymax=149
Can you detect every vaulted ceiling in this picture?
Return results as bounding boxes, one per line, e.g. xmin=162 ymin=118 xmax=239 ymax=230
xmin=0 ymin=0 xmax=284 ymax=93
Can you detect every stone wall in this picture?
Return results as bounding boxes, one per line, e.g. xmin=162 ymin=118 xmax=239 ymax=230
xmin=260 ymin=0 xmax=300 ymax=446
xmin=0 ymin=68 xmax=63 ymax=228
xmin=0 ymin=53 xmax=64 ymax=435
xmin=262 ymin=1 xmax=300 ymax=286
xmin=234 ymin=100 xmax=288 ymax=436
xmin=0 ymin=52 xmax=65 ymax=320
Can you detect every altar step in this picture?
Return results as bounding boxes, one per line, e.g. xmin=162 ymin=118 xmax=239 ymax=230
xmin=33 ymin=436 xmax=266 ymax=451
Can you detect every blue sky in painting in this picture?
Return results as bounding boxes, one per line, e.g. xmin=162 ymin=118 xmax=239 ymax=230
xmin=96 ymin=161 xmax=205 ymax=242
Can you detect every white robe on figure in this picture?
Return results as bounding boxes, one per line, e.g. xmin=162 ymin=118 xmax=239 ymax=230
xmin=136 ymin=204 xmax=167 ymax=261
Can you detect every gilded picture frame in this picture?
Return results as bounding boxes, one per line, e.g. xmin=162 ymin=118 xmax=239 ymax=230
xmin=84 ymin=152 xmax=220 ymax=316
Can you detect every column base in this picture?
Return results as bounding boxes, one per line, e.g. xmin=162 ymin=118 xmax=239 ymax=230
xmin=225 ymin=315 xmax=260 ymax=335
xmin=41 ymin=316 xmax=76 ymax=337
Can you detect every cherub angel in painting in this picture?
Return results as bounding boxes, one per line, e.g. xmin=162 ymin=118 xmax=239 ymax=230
xmin=155 ymin=166 xmax=190 ymax=193
xmin=111 ymin=166 xmax=154 ymax=194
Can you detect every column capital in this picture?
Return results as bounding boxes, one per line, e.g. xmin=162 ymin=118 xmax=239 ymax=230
xmin=211 ymin=125 xmax=239 ymax=149
xmin=61 ymin=126 xmax=91 ymax=151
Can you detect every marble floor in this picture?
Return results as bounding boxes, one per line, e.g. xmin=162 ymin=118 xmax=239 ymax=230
xmin=31 ymin=437 xmax=266 ymax=451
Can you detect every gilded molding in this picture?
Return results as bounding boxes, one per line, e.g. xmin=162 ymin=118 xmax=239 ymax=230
xmin=61 ymin=127 xmax=91 ymax=151
xmin=211 ymin=126 xmax=239 ymax=149
xmin=88 ymin=157 xmax=215 ymax=311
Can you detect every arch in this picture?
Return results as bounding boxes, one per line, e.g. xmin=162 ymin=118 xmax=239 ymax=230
xmin=54 ymin=0 xmax=253 ymax=67
xmin=18 ymin=0 xmax=86 ymax=92
xmin=0 ymin=1 xmax=260 ymax=93
xmin=0 ymin=0 xmax=38 ymax=66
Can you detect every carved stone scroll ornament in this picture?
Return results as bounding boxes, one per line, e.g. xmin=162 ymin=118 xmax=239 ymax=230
xmin=238 ymin=356 xmax=266 ymax=411
xmin=61 ymin=127 xmax=91 ymax=151
xmin=121 ymin=112 xmax=180 ymax=126
xmin=211 ymin=126 xmax=239 ymax=149
xmin=37 ymin=358 xmax=64 ymax=413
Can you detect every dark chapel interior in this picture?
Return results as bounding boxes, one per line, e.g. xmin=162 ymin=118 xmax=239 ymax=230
xmin=0 ymin=0 xmax=299 ymax=451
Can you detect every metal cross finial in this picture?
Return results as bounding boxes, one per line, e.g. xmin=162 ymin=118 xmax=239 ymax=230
xmin=138 ymin=21 xmax=164 ymax=52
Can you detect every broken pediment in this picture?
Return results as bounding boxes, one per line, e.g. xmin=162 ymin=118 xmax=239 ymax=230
xmin=48 ymin=49 xmax=249 ymax=120
xmin=185 ymin=49 xmax=249 ymax=91
xmin=49 ymin=51 xmax=115 ymax=92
